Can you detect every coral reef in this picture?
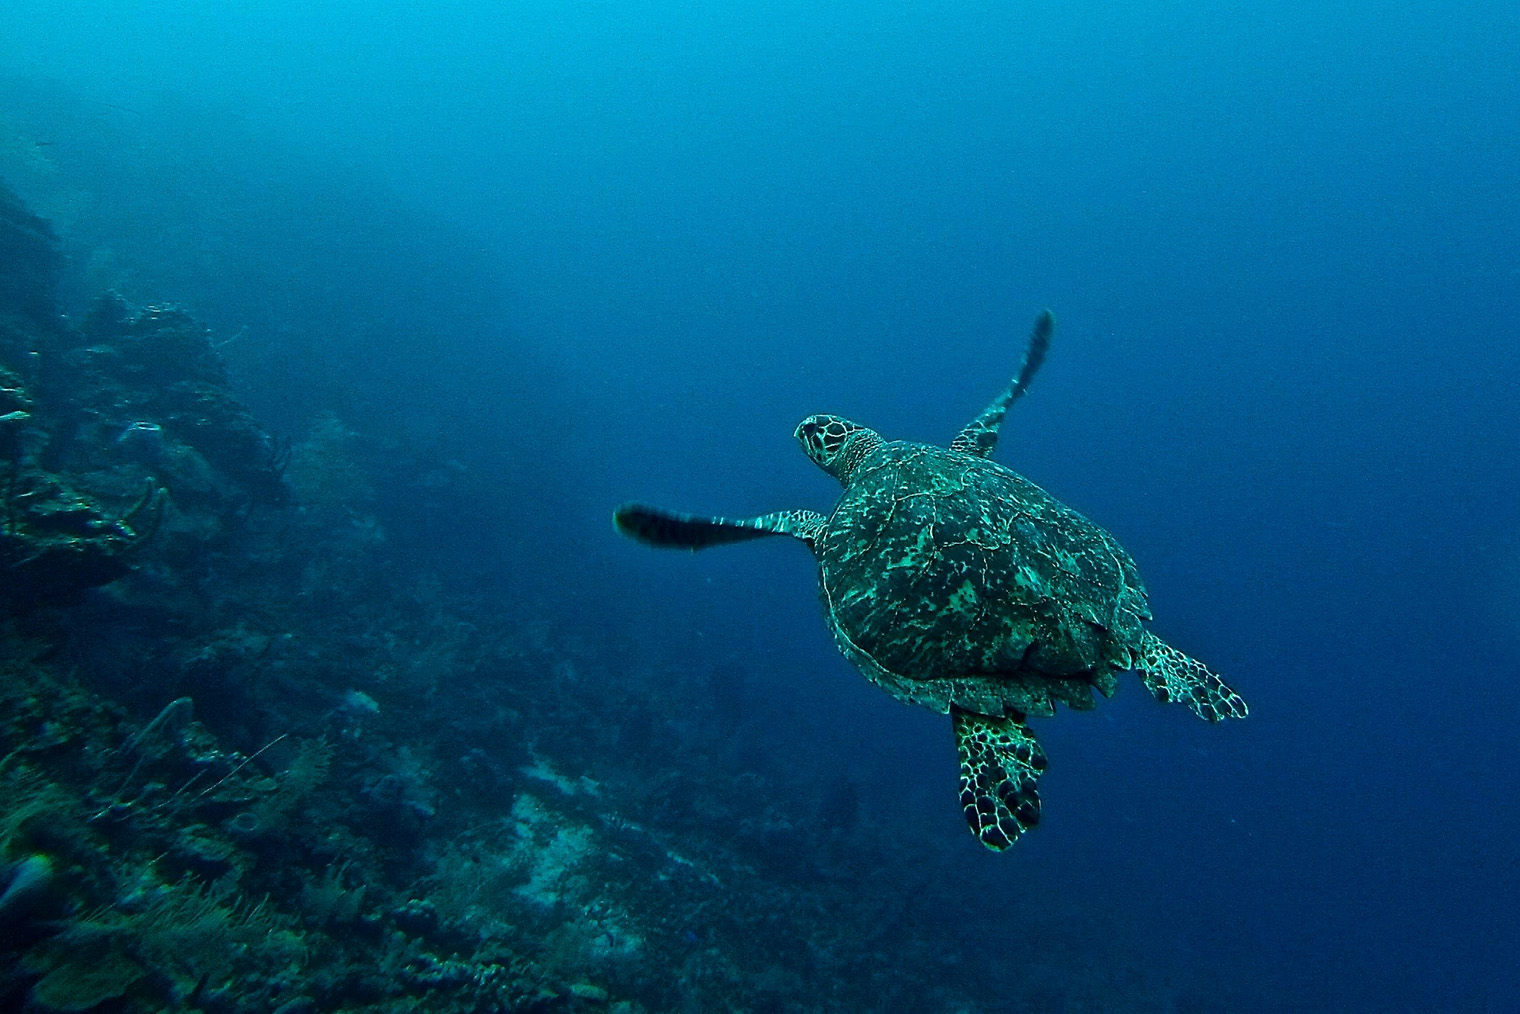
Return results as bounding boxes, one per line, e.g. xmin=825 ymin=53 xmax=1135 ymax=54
xmin=0 ymin=184 xmax=1226 ymax=1013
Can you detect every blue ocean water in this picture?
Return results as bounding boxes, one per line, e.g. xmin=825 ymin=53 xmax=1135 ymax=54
xmin=2 ymin=1 xmax=1516 ymax=1009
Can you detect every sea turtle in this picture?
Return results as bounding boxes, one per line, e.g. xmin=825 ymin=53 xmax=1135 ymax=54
xmin=615 ymin=311 xmax=1247 ymax=849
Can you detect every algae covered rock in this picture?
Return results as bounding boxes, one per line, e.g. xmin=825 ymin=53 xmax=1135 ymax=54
xmin=0 ymin=188 xmax=290 ymax=609
xmin=0 ymin=181 xmax=62 ymax=325
xmin=0 ymin=470 xmax=157 ymax=607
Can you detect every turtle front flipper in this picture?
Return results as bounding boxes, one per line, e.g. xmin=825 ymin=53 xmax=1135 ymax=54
xmin=952 ymin=706 xmax=1046 ymax=850
xmin=615 ymin=504 xmax=826 ymax=551
xmin=949 ymin=309 xmax=1053 ymax=458
xmin=1133 ymin=631 xmax=1249 ymax=722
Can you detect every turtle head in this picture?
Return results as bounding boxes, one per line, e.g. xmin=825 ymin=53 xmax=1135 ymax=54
xmin=794 ymin=414 xmax=881 ymax=482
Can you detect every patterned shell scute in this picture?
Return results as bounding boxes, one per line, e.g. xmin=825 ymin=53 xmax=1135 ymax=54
xmin=819 ymin=442 xmax=1149 ymax=717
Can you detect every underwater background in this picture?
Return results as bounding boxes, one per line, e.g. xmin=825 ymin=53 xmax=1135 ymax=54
xmin=0 ymin=1 xmax=1516 ymax=1011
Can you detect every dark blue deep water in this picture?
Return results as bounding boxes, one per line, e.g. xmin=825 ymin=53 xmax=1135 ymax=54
xmin=2 ymin=3 xmax=1517 ymax=1011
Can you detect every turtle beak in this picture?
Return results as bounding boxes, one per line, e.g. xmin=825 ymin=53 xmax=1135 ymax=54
xmin=794 ymin=416 xmax=827 ymax=468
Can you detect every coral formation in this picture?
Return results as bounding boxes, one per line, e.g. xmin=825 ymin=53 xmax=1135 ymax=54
xmin=0 ymin=182 xmax=1236 ymax=1013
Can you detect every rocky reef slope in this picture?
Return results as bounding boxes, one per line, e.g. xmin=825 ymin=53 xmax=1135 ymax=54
xmin=0 ymin=182 xmax=1203 ymax=1013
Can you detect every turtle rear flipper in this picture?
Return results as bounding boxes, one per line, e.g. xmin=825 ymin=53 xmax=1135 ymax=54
xmin=615 ymin=504 xmax=825 ymax=551
xmin=952 ymin=707 xmax=1046 ymax=850
xmin=1133 ymin=631 xmax=1249 ymax=722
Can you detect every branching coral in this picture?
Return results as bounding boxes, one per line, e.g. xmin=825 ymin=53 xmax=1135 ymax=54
xmin=26 ymin=874 xmax=305 ymax=1009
